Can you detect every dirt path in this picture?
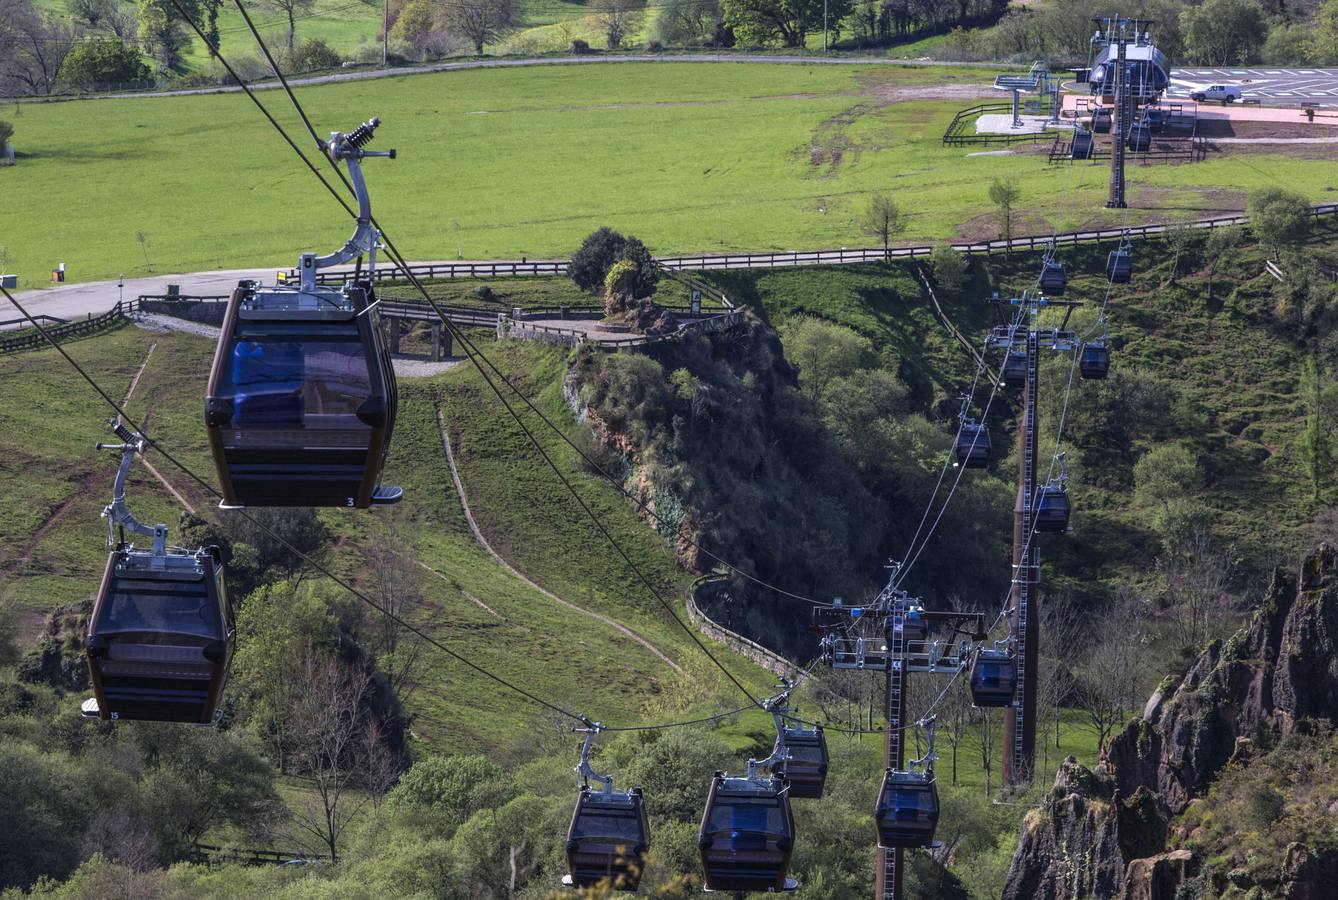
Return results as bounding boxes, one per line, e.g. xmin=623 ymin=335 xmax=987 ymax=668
xmin=434 ymin=406 xmax=683 ymax=674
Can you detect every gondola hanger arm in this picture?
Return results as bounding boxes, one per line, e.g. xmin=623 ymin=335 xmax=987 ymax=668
xmin=96 ymin=419 xmax=167 ymax=556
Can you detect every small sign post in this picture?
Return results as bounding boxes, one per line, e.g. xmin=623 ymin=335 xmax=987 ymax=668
xmin=690 ymin=289 xmax=702 ymax=315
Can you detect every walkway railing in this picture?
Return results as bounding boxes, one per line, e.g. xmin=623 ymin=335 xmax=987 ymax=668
xmin=687 ymin=575 xmax=799 ymax=680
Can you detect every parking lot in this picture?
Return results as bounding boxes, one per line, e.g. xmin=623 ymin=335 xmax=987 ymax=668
xmin=1167 ymin=68 xmax=1338 ymax=106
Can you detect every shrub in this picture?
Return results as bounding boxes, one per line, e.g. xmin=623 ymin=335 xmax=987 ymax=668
xmin=647 ymin=39 xmax=665 ymax=52
xmin=387 ymin=754 xmax=510 ymax=824
xmin=930 ymin=245 xmax=969 ymax=294
xmin=570 ymin=38 xmax=592 ymax=53
xmin=290 ymin=38 xmax=343 ymax=74
xmin=568 ymin=227 xmax=659 ymax=298
xmin=59 ymin=40 xmax=152 ymax=87
xmin=469 ymin=284 xmax=496 ymax=302
xmin=0 ymin=120 xmax=13 ymax=150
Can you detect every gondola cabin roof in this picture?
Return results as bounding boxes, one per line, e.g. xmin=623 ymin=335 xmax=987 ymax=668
xmin=85 ymin=547 xmax=232 ymax=724
xmin=205 ymin=279 xmax=401 ymax=510
xmin=565 ymin=787 xmax=649 ymax=891
xmin=875 ymin=770 xmax=940 ymax=850
xmin=698 ymin=773 xmax=796 ymax=893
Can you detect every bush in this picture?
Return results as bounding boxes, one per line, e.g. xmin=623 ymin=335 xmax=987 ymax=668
xmin=290 ymin=38 xmax=344 ymax=74
xmin=568 ymin=227 xmax=659 ymax=298
xmin=59 ymin=40 xmax=151 ymax=87
xmin=387 ymin=755 xmax=511 ymax=824
xmin=647 ymin=39 xmax=665 ymax=52
xmin=0 ymin=120 xmax=13 ymax=150
xmin=930 ymin=245 xmax=969 ymax=294
xmin=570 ymin=39 xmax=592 ymax=53
xmin=470 ymin=284 xmax=496 ymax=302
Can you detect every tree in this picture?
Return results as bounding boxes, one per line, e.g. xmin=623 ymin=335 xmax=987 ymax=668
xmin=1075 ymin=590 xmax=1147 ymax=750
xmin=60 ymin=40 xmax=152 ymax=86
xmin=67 ymin=0 xmax=118 ymax=29
xmin=568 ymin=227 xmax=658 ymax=297
xmin=389 ymin=0 xmax=438 ymax=58
xmin=930 ymin=245 xmax=969 ymax=294
xmin=988 ymin=177 xmax=1020 ymax=247
xmin=1162 ymin=223 xmax=1202 ymax=285
xmin=440 ymin=0 xmax=518 ymax=54
xmin=1311 ymin=0 xmax=1338 ymax=65
xmin=780 ymin=316 xmax=872 ymax=399
xmin=861 ymin=194 xmax=907 ymax=261
xmin=1296 ymin=357 xmax=1335 ymax=500
xmin=137 ymin=0 xmax=201 ymax=72
xmin=651 ymin=0 xmax=724 ymax=45
xmin=1262 ymin=22 xmax=1313 ymax=65
xmin=366 ymin=516 xmax=427 ymax=699
xmin=0 ymin=121 xmax=13 ymax=157
xmin=1248 ymin=186 xmax=1312 ymax=260
xmin=1204 ymin=224 xmax=1243 ymax=303
xmin=289 ymin=37 xmax=342 ymax=72
xmin=262 ymin=0 xmax=315 ymax=50
xmin=590 ymin=0 xmax=645 ymax=48
xmin=284 ymin=654 xmax=383 ymax=862
xmin=387 ymin=754 xmax=509 ymax=824
xmin=1181 ymin=0 xmax=1266 ymax=65
xmin=722 ymin=0 xmax=852 ymax=47
xmin=1 ymin=0 xmax=78 ymax=95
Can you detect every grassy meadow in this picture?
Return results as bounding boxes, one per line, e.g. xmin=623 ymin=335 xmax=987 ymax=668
xmin=7 ymin=62 xmax=1338 ymax=289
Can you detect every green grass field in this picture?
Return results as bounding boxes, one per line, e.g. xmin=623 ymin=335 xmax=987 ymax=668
xmin=9 ymin=62 xmax=1335 ymax=290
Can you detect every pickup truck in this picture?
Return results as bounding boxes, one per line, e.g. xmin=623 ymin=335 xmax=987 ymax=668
xmin=1191 ymin=84 xmax=1242 ymax=103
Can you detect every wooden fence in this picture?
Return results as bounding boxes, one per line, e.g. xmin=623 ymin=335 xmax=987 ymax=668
xmin=0 ymin=300 xmax=134 ymax=354
xmin=914 ymin=262 xmax=1000 ymax=385
xmin=185 ymin=842 xmax=327 ymax=868
xmin=687 ymin=576 xmax=799 ymax=680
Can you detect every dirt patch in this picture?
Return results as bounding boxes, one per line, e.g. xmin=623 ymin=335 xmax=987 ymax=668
xmin=1196 ymin=119 xmax=1338 ymax=139
xmin=0 ymin=472 xmax=99 ymax=582
xmin=864 ymin=82 xmax=999 ymax=104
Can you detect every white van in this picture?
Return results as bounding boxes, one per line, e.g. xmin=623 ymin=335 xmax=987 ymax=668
xmin=1191 ymin=84 xmax=1242 ymax=103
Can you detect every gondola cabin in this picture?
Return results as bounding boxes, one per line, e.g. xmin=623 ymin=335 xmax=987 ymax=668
xmin=205 ymin=278 xmax=401 ymax=509
xmin=1003 ymin=351 xmax=1028 ymax=388
xmin=1071 ymin=129 xmax=1094 ymax=160
xmin=698 ymin=773 xmax=797 ymax=893
xmin=969 ymin=648 xmax=1017 ymax=708
xmin=1081 ymin=343 xmax=1110 ymax=380
xmin=1144 ymin=107 xmax=1166 ymax=131
xmin=955 ymin=421 xmax=992 ymax=468
xmin=1040 ymin=261 xmax=1067 ymax=296
xmin=565 ymin=786 xmax=650 ymax=891
xmin=1034 ymin=483 xmax=1071 ymax=533
xmin=874 ymin=769 xmax=939 ymax=849
xmin=1128 ymin=123 xmax=1151 ymax=152
xmin=1106 ymin=249 xmax=1132 ymax=284
xmin=84 ymin=546 xmax=232 ymax=723
xmin=1091 ymin=107 xmax=1112 ymax=133
xmin=774 ymin=726 xmax=829 ymax=799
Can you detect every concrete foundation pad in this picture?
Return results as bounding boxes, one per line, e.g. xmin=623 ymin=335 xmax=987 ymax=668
xmin=974 ymin=113 xmax=1069 ymax=135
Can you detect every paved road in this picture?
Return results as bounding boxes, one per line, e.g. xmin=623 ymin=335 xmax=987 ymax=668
xmin=1167 ymin=67 xmax=1338 ymax=107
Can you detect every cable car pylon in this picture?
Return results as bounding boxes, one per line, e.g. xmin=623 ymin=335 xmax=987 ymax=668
xmin=988 ymin=289 xmax=1082 ymax=788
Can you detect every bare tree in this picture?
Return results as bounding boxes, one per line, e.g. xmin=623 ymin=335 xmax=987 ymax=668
xmin=0 ymin=0 xmax=78 ymax=96
xmin=1160 ymin=527 xmax=1231 ymax=652
xmin=861 ymin=193 xmax=907 ymax=261
xmin=262 ymin=0 xmax=315 ymax=50
xmin=1076 ymin=589 xmax=1148 ymax=751
xmin=366 ymin=518 xmax=427 ymax=702
xmin=973 ymin=706 xmax=995 ymax=797
xmin=589 ymin=0 xmax=644 ymax=48
xmin=285 ymin=655 xmax=376 ymax=862
xmin=936 ymin=675 xmax=973 ymax=786
xmin=1036 ymin=593 xmax=1086 ymax=774
xmin=440 ymin=0 xmax=518 ymax=54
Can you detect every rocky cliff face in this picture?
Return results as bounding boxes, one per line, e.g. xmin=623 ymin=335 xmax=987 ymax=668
xmin=1003 ymin=544 xmax=1338 ymax=900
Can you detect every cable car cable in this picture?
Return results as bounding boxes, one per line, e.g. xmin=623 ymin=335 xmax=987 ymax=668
xmin=187 ymin=0 xmax=830 ymax=609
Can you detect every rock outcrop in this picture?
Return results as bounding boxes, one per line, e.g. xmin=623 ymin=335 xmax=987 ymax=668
xmin=1003 ymin=544 xmax=1338 ymax=899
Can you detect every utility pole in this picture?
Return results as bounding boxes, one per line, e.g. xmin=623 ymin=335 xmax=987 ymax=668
xmin=990 ymin=296 xmax=1080 ymax=789
xmin=814 ymin=580 xmax=985 ymax=900
xmin=1107 ymin=34 xmax=1128 ymax=209
xmin=876 ymin=611 xmax=908 ymax=899
xmin=823 ymin=0 xmax=829 ymax=53
xmin=383 ymin=0 xmax=389 ymax=67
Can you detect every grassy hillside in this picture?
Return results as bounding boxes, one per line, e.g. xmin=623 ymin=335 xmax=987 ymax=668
xmin=0 ymin=322 xmax=782 ymax=753
xmin=8 ymin=62 xmax=1337 ymax=289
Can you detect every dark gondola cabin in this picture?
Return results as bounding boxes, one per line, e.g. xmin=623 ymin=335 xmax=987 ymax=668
xmin=955 ymin=421 xmax=992 ymax=468
xmin=1106 ymin=249 xmax=1132 ymax=283
xmin=1003 ymin=351 xmax=1028 ymax=387
xmin=773 ymin=726 xmax=828 ymax=799
xmin=205 ymin=278 xmax=401 ymax=509
xmin=969 ymin=648 xmax=1017 ymax=707
xmin=1034 ymin=483 xmax=1071 ymax=532
xmin=1081 ymin=343 xmax=1110 ymax=380
xmin=85 ymin=546 xmax=232 ymax=723
xmin=1092 ymin=107 xmax=1113 ymax=133
xmin=874 ymin=769 xmax=939 ymax=849
xmin=698 ymin=773 xmax=796 ymax=893
xmin=1128 ymin=123 xmax=1152 ymax=152
xmin=565 ymin=786 xmax=650 ymax=891
xmin=1040 ymin=261 xmax=1067 ymax=296
xmin=1071 ymin=129 xmax=1094 ymax=160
